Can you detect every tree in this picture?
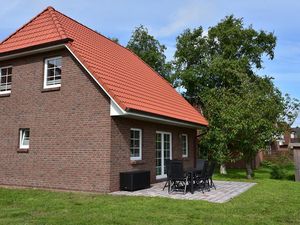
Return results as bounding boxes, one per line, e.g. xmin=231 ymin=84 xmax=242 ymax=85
xmin=174 ymin=16 xmax=276 ymax=102
xmin=109 ymin=37 xmax=119 ymax=44
xmin=218 ymin=77 xmax=284 ymax=178
xmin=127 ymin=25 xmax=171 ymax=78
xmin=174 ymin=15 xmax=299 ymax=178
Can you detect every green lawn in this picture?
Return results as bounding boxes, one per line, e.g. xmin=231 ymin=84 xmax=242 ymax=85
xmin=1 ymin=167 xmax=299 ymax=225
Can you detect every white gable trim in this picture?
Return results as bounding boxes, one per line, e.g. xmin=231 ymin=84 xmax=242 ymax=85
xmin=65 ymin=45 xmax=127 ymax=113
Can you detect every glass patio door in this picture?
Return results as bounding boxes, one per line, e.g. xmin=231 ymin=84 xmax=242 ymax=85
xmin=156 ymin=131 xmax=172 ymax=179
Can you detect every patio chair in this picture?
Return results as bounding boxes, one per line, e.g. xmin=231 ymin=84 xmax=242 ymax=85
xmin=207 ymin=161 xmax=217 ymax=190
xmin=194 ymin=160 xmax=209 ymax=193
xmin=168 ymin=160 xmax=189 ymax=194
xmin=196 ymin=159 xmax=206 ymax=170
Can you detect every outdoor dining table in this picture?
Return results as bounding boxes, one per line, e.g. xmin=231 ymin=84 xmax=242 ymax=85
xmin=184 ymin=168 xmax=202 ymax=194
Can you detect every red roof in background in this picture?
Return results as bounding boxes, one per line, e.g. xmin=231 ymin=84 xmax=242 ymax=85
xmin=0 ymin=7 xmax=208 ymax=126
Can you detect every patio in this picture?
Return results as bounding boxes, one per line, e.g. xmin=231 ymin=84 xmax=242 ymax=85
xmin=111 ymin=180 xmax=256 ymax=203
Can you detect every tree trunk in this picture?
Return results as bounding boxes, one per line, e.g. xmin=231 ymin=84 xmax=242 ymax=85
xmin=220 ymin=164 xmax=227 ymax=174
xmin=245 ymin=161 xmax=253 ymax=179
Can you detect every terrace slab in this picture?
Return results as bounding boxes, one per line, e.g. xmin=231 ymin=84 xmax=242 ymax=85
xmin=111 ymin=180 xmax=256 ymax=203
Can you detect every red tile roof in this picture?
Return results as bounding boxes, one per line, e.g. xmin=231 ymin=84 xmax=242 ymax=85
xmin=0 ymin=7 xmax=208 ymax=126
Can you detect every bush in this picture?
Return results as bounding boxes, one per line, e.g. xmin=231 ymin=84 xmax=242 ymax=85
xmin=270 ymin=163 xmax=295 ymax=180
xmin=286 ymin=174 xmax=295 ymax=181
xmin=261 ymin=151 xmax=295 ymax=180
xmin=261 ymin=160 xmax=273 ymax=168
xmin=270 ymin=165 xmax=287 ymax=179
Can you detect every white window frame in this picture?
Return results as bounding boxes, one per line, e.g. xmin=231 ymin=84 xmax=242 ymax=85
xmin=182 ymin=134 xmax=188 ymax=158
xmin=130 ymin=128 xmax=142 ymax=160
xmin=0 ymin=65 xmax=12 ymax=95
xmin=156 ymin=131 xmax=172 ymax=179
xmin=44 ymin=56 xmax=62 ymax=89
xmin=19 ymin=128 xmax=30 ymax=149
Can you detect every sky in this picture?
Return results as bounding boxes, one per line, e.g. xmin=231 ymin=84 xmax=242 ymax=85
xmin=0 ymin=0 xmax=299 ymax=126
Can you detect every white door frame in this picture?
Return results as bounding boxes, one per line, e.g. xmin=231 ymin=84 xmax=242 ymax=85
xmin=156 ymin=131 xmax=172 ymax=179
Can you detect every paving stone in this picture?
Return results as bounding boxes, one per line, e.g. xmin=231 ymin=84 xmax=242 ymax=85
xmin=111 ymin=180 xmax=256 ymax=203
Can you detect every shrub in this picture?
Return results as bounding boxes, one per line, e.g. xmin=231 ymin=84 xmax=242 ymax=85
xmin=286 ymin=174 xmax=295 ymax=181
xmin=270 ymin=165 xmax=286 ymax=179
xmin=261 ymin=160 xmax=273 ymax=168
xmin=262 ymin=151 xmax=295 ymax=180
xmin=270 ymin=163 xmax=295 ymax=180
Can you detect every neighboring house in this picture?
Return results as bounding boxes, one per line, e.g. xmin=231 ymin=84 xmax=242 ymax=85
xmin=289 ymin=127 xmax=300 ymax=149
xmin=272 ymin=127 xmax=300 ymax=152
xmin=0 ymin=7 xmax=208 ymax=192
xmin=290 ymin=127 xmax=300 ymax=142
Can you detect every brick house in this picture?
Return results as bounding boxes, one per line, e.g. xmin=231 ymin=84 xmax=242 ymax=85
xmin=0 ymin=7 xmax=208 ymax=193
xmin=270 ymin=127 xmax=300 ymax=152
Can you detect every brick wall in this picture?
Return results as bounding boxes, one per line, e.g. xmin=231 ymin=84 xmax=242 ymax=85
xmin=0 ymin=49 xmax=112 ymax=192
xmin=110 ymin=117 xmax=197 ymax=191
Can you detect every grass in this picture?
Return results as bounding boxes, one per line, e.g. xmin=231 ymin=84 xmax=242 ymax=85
xmin=0 ymin=167 xmax=300 ymax=225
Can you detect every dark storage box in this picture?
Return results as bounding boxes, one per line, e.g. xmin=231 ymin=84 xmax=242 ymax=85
xmin=120 ymin=170 xmax=150 ymax=191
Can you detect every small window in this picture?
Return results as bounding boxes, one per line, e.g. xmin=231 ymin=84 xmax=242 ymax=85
xmin=130 ymin=128 xmax=142 ymax=160
xmin=19 ymin=128 xmax=30 ymax=149
xmin=44 ymin=57 xmax=62 ymax=89
xmin=291 ymin=132 xmax=295 ymax=139
xmin=0 ymin=66 xmax=12 ymax=94
xmin=182 ymin=134 xmax=188 ymax=158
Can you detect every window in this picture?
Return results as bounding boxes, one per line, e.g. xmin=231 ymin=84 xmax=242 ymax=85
xmin=0 ymin=66 xmax=12 ymax=94
xmin=44 ymin=57 xmax=62 ymax=89
xmin=182 ymin=134 xmax=188 ymax=158
xmin=130 ymin=128 xmax=142 ymax=160
xmin=291 ymin=132 xmax=295 ymax=139
xmin=19 ymin=128 xmax=30 ymax=149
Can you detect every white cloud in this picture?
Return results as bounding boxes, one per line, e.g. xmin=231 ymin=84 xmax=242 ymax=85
xmin=152 ymin=0 xmax=215 ymax=37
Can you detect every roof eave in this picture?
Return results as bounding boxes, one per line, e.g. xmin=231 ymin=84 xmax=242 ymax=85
xmin=110 ymin=101 xmax=208 ymax=129
xmin=0 ymin=38 xmax=73 ymax=61
xmin=125 ymin=108 xmax=208 ymax=129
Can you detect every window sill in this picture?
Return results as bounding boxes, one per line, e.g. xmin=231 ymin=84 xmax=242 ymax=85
xmin=182 ymin=157 xmax=189 ymax=161
xmin=130 ymin=160 xmax=145 ymax=165
xmin=42 ymin=87 xmax=61 ymax=92
xmin=0 ymin=92 xmax=11 ymax=97
xmin=17 ymin=149 xmax=29 ymax=153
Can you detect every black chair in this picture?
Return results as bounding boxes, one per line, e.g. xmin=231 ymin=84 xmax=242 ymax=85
xmin=207 ymin=161 xmax=217 ymax=190
xmin=196 ymin=159 xmax=206 ymax=170
xmin=195 ymin=160 xmax=209 ymax=193
xmin=162 ymin=159 xmax=171 ymax=191
xmin=168 ymin=160 xmax=189 ymax=194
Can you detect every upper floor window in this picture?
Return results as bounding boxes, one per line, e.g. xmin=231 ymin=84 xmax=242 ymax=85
xmin=0 ymin=66 xmax=12 ymax=94
xmin=182 ymin=134 xmax=188 ymax=158
xmin=19 ymin=128 xmax=30 ymax=149
xmin=44 ymin=57 xmax=62 ymax=89
xmin=130 ymin=128 xmax=142 ymax=160
xmin=291 ymin=132 xmax=295 ymax=139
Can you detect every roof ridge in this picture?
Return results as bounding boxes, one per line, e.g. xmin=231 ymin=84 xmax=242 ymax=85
xmin=0 ymin=7 xmax=52 ymax=45
xmin=48 ymin=7 xmax=68 ymax=39
xmin=51 ymin=7 xmax=132 ymax=52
